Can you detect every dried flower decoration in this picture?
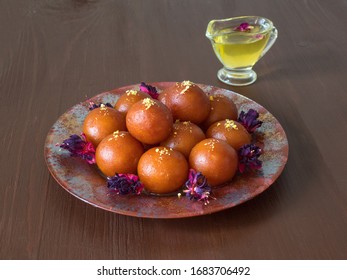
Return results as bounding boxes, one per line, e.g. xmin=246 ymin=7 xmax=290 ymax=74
xmin=88 ymin=102 xmax=113 ymax=110
xmin=107 ymin=173 xmax=144 ymax=195
xmin=238 ymin=144 xmax=262 ymax=173
xmin=183 ymin=169 xmax=213 ymax=205
xmin=238 ymin=109 xmax=263 ymax=133
xmin=59 ymin=133 xmax=96 ymax=164
xmin=140 ymin=82 xmax=159 ymax=99
xmin=234 ymin=22 xmax=254 ymax=32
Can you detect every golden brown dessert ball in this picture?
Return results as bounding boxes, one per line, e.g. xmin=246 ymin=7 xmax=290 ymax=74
xmin=159 ymin=81 xmax=210 ymax=124
xmin=206 ymin=119 xmax=251 ymax=150
xmin=126 ymin=98 xmax=173 ymax=144
xmin=202 ymin=95 xmax=238 ymax=129
xmin=137 ymin=147 xmax=189 ymax=194
xmin=82 ymin=105 xmax=126 ymax=147
xmin=157 ymin=90 xmax=171 ymax=108
xmin=95 ymin=131 xmax=144 ymax=177
xmin=114 ymin=90 xmax=149 ymax=115
xmin=189 ymin=138 xmax=238 ymax=187
xmin=160 ymin=121 xmax=205 ymax=159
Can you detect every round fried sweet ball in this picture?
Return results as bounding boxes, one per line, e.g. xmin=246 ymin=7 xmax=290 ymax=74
xmin=159 ymin=81 xmax=210 ymax=124
xmin=82 ymin=105 xmax=126 ymax=147
xmin=126 ymin=98 xmax=173 ymax=144
xmin=114 ymin=89 xmax=149 ymax=115
xmin=189 ymin=138 xmax=238 ymax=187
xmin=206 ymin=119 xmax=251 ymax=150
xmin=202 ymin=95 xmax=238 ymax=130
xmin=95 ymin=131 xmax=144 ymax=177
xmin=138 ymin=147 xmax=189 ymax=194
xmin=160 ymin=121 xmax=205 ymax=159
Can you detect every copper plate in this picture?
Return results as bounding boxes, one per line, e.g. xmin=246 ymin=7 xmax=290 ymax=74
xmin=44 ymin=82 xmax=289 ymax=218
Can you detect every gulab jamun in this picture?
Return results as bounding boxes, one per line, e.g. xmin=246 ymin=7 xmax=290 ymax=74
xmin=114 ymin=89 xmax=149 ymax=115
xmin=95 ymin=131 xmax=144 ymax=177
xmin=189 ymin=138 xmax=238 ymax=187
xmin=159 ymin=81 xmax=210 ymax=124
xmin=202 ymin=95 xmax=238 ymax=129
xmin=206 ymin=119 xmax=251 ymax=150
xmin=82 ymin=105 xmax=126 ymax=147
xmin=126 ymin=98 xmax=173 ymax=144
xmin=137 ymin=147 xmax=189 ymax=194
xmin=160 ymin=121 xmax=205 ymax=158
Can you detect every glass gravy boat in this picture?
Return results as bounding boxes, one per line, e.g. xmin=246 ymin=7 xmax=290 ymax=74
xmin=206 ymin=16 xmax=278 ymax=86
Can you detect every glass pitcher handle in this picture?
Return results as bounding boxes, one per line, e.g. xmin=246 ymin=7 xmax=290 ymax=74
xmin=260 ymin=27 xmax=278 ymax=58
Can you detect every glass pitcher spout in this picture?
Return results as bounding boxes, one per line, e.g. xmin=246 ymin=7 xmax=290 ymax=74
xmin=206 ymin=19 xmax=219 ymax=40
xmin=206 ymin=18 xmax=238 ymax=40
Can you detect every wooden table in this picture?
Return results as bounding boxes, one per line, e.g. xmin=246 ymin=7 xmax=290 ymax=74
xmin=1 ymin=0 xmax=346 ymax=260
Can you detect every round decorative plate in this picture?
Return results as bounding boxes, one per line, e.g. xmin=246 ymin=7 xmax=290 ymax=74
xmin=44 ymin=82 xmax=288 ymax=218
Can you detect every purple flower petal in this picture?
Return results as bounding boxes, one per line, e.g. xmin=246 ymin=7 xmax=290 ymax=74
xmin=59 ymin=133 xmax=96 ymax=164
xmin=238 ymin=109 xmax=263 ymax=133
xmin=238 ymin=144 xmax=262 ymax=173
xmin=234 ymin=22 xmax=253 ymax=32
xmin=107 ymin=173 xmax=144 ymax=195
xmin=88 ymin=102 xmax=113 ymax=110
xmin=140 ymin=82 xmax=159 ymax=99
xmin=183 ymin=169 xmax=213 ymax=205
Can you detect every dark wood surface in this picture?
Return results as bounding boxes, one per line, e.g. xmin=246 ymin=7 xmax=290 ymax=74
xmin=1 ymin=0 xmax=347 ymax=260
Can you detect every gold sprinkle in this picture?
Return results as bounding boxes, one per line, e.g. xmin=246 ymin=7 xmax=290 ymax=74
xmin=177 ymin=121 xmax=193 ymax=133
xmin=204 ymin=139 xmax=218 ymax=151
xmin=180 ymin=88 xmax=189 ymax=94
xmin=182 ymin=80 xmax=193 ymax=86
xmin=217 ymin=122 xmax=221 ymax=127
xmin=126 ymin=89 xmax=138 ymax=96
xmin=142 ymin=98 xmax=156 ymax=110
xmin=180 ymin=80 xmax=194 ymax=94
xmin=224 ymin=119 xmax=238 ymax=130
xmin=109 ymin=130 xmax=125 ymax=140
xmin=209 ymin=95 xmax=214 ymax=101
xmin=177 ymin=193 xmax=182 ymax=198
xmin=100 ymin=104 xmax=107 ymax=110
xmin=155 ymin=147 xmax=172 ymax=157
